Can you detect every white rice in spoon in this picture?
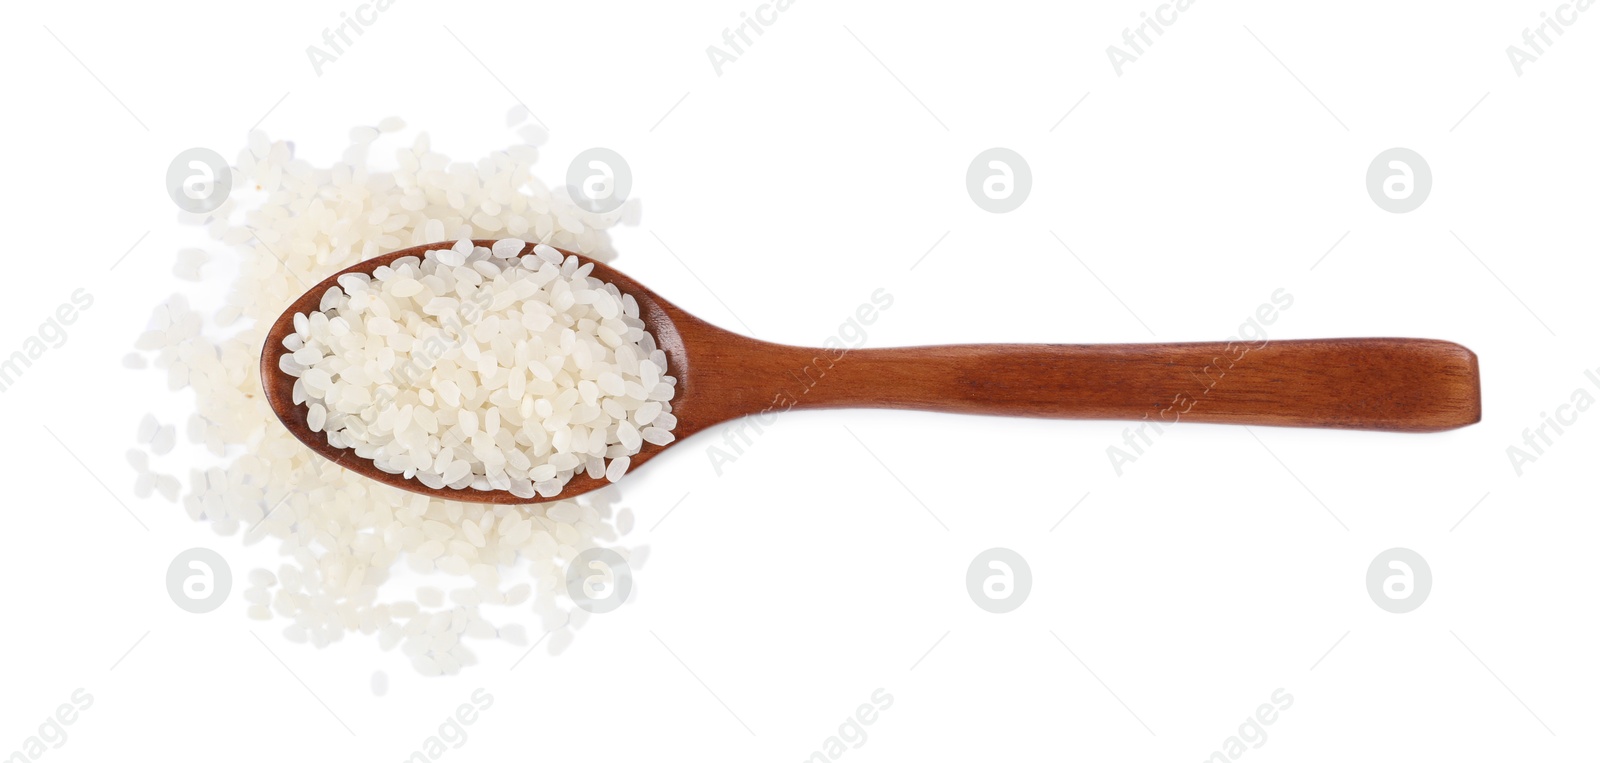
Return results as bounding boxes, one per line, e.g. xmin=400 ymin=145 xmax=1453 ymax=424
xmin=281 ymin=238 xmax=678 ymax=499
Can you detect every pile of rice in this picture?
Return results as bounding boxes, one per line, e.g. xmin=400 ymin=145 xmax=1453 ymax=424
xmin=129 ymin=113 xmax=645 ymax=675
xmin=282 ymin=239 xmax=679 ymax=498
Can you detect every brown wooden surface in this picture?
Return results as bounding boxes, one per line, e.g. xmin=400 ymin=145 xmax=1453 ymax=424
xmin=261 ymin=240 xmax=1482 ymax=504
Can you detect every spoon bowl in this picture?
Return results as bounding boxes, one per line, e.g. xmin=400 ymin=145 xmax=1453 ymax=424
xmin=262 ymin=240 xmax=1481 ymax=504
xmin=262 ymin=240 xmax=703 ymax=504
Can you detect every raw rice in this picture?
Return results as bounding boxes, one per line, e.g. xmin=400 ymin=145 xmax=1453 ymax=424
xmin=127 ymin=114 xmax=647 ymax=675
xmin=280 ymin=240 xmax=677 ymax=499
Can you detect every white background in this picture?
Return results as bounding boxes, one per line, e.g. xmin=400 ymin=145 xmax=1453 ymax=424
xmin=3 ymin=0 xmax=1597 ymax=760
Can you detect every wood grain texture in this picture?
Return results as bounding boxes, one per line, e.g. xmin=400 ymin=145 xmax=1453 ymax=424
xmin=262 ymin=241 xmax=1482 ymax=504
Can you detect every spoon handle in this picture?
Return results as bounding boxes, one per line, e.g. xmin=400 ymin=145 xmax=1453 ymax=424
xmin=735 ymin=337 xmax=1479 ymax=432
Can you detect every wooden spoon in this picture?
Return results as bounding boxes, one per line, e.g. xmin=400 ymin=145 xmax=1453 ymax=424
xmin=261 ymin=240 xmax=1481 ymax=504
